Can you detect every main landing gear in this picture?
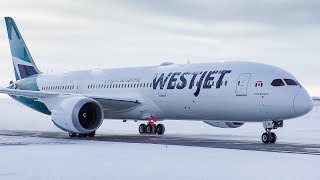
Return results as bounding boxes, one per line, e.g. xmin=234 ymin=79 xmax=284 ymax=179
xmin=139 ymin=118 xmax=165 ymax=135
xmin=68 ymin=131 xmax=96 ymax=138
xmin=261 ymin=120 xmax=283 ymax=144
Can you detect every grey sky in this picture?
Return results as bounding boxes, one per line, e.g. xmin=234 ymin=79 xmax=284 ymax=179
xmin=0 ymin=0 xmax=319 ymax=95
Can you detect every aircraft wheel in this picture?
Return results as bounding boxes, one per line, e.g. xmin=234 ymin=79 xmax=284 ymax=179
xmin=261 ymin=132 xmax=271 ymax=143
xmin=87 ymin=131 xmax=96 ymax=137
xmin=156 ymin=124 xmax=165 ymax=135
xmin=153 ymin=124 xmax=157 ymax=134
xmin=69 ymin=133 xmax=77 ymax=137
xmin=146 ymin=124 xmax=155 ymax=134
xmin=270 ymin=132 xmax=277 ymax=143
xmin=139 ymin=124 xmax=147 ymax=134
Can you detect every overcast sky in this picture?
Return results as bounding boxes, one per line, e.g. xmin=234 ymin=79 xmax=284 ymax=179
xmin=0 ymin=0 xmax=319 ymax=95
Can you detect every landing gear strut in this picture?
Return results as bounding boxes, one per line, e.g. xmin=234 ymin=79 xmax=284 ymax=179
xmin=139 ymin=118 xmax=165 ymax=135
xmin=261 ymin=120 xmax=282 ymax=144
xmin=68 ymin=131 xmax=96 ymax=138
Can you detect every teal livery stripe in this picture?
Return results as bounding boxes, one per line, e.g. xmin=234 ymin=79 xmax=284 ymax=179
xmin=4 ymin=17 xmax=41 ymax=80
xmin=5 ymin=17 xmax=32 ymax=63
xmin=8 ymin=75 xmax=50 ymax=115
xmin=11 ymin=96 xmax=51 ymax=115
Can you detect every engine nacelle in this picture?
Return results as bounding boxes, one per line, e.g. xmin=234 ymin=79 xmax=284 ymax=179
xmin=51 ymin=97 xmax=104 ymax=133
xmin=204 ymin=121 xmax=244 ymax=128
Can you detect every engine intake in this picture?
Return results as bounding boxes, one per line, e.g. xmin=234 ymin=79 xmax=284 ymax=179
xmin=51 ymin=97 xmax=104 ymax=133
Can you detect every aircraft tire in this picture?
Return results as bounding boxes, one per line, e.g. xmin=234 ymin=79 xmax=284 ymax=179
xmin=88 ymin=131 xmax=96 ymax=137
xmin=139 ymin=124 xmax=147 ymax=134
xmin=156 ymin=124 xmax=165 ymax=135
xmin=261 ymin=132 xmax=271 ymax=143
xmin=146 ymin=124 xmax=155 ymax=134
xmin=270 ymin=132 xmax=277 ymax=143
xmin=69 ymin=133 xmax=77 ymax=137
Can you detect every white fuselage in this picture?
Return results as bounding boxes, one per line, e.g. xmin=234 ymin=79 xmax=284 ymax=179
xmin=26 ymin=61 xmax=313 ymax=123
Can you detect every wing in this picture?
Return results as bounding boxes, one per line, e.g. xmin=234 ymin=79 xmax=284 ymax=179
xmin=0 ymin=88 xmax=141 ymax=111
xmin=0 ymin=87 xmax=58 ymax=98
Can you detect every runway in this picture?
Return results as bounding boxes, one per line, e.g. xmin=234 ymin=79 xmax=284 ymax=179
xmin=0 ymin=130 xmax=319 ymax=155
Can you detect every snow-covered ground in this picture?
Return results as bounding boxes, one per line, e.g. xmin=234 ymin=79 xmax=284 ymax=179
xmin=0 ymin=98 xmax=319 ymax=179
xmin=0 ymin=136 xmax=319 ymax=180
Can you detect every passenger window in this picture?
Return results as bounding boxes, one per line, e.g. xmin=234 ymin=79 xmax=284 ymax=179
xmin=284 ymin=79 xmax=298 ymax=86
xmin=271 ymin=79 xmax=285 ymax=87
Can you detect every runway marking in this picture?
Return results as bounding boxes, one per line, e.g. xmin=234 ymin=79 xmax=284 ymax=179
xmin=0 ymin=130 xmax=320 ymax=155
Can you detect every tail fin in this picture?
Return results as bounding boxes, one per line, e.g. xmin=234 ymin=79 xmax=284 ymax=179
xmin=4 ymin=17 xmax=41 ymax=80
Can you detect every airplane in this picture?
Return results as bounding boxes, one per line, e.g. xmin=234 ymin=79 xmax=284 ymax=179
xmin=0 ymin=17 xmax=315 ymax=143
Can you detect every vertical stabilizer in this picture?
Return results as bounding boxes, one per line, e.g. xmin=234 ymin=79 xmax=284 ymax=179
xmin=4 ymin=17 xmax=41 ymax=80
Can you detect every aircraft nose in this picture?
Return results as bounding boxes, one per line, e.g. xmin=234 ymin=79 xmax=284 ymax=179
xmin=293 ymin=90 xmax=313 ymax=116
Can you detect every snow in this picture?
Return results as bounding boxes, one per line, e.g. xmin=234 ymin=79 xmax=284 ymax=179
xmin=0 ymin=98 xmax=319 ymax=179
xmin=0 ymin=136 xmax=319 ymax=180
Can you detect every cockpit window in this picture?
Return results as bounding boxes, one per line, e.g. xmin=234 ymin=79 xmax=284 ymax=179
xmin=271 ymin=79 xmax=285 ymax=87
xmin=284 ymin=79 xmax=298 ymax=86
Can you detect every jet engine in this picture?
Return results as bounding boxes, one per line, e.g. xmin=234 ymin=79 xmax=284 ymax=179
xmin=203 ymin=121 xmax=244 ymax=128
xmin=51 ymin=97 xmax=104 ymax=133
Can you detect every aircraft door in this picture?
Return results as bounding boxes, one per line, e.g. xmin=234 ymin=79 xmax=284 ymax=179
xmin=236 ymin=73 xmax=251 ymax=96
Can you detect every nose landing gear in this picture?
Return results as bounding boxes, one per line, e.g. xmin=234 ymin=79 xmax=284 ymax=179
xmin=261 ymin=131 xmax=277 ymax=144
xmin=261 ymin=120 xmax=282 ymax=144
xmin=139 ymin=118 xmax=165 ymax=135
